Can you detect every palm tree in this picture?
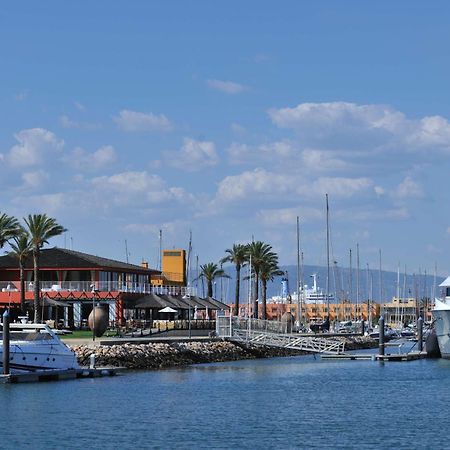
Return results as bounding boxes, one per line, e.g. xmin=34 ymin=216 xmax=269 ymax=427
xmin=259 ymin=256 xmax=284 ymax=320
xmin=247 ymin=241 xmax=274 ymax=318
xmin=221 ymin=244 xmax=248 ymax=316
xmin=24 ymin=214 xmax=67 ymax=323
xmin=8 ymin=233 xmax=32 ymax=315
xmin=0 ymin=212 xmax=21 ymax=248
xmin=198 ymin=262 xmax=229 ymax=298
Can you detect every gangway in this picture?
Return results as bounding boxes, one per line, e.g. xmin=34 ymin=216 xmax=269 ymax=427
xmin=216 ymin=316 xmax=345 ymax=354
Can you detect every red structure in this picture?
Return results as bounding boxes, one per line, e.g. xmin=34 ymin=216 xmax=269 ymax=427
xmin=0 ymin=247 xmax=161 ymax=326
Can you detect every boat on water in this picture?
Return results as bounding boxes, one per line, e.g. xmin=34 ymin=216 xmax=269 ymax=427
xmin=432 ymin=276 xmax=450 ymax=358
xmin=271 ymin=273 xmax=334 ymax=305
xmin=0 ymin=322 xmax=80 ymax=373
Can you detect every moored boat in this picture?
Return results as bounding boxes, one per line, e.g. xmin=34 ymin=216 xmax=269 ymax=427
xmin=431 ymin=276 xmax=450 ymax=358
xmin=0 ymin=322 xmax=80 ymax=373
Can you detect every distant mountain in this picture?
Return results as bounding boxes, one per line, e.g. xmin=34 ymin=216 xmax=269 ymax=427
xmin=210 ymin=264 xmax=444 ymax=303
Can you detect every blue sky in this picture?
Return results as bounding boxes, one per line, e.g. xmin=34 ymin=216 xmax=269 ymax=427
xmin=1 ymin=1 xmax=450 ymax=276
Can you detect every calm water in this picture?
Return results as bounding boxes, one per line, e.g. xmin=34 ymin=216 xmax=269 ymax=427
xmin=2 ymin=347 xmax=450 ymax=449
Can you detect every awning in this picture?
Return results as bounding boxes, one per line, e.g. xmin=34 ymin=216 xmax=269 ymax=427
xmin=128 ymin=293 xmax=229 ymax=311
xmin=26 ymin=297 xmax=72 ymax=307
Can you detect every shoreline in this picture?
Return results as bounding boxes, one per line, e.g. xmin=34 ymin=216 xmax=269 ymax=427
xmin=71 ymin=336 xmax=378 ymax=371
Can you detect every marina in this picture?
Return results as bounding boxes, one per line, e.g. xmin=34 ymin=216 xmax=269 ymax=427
xmin=1 ymin=349 xmax=449 ymax=449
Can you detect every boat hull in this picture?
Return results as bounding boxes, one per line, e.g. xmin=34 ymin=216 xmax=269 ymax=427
xmin=432 ymin=308 xmax=450 ymax=359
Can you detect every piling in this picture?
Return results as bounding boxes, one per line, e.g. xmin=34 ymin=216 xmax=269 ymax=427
xmin=417 ymin=317 xmax=423 ymax=352
xmin=378 ymin=316 xmax=385 ymax=356
xmin=2 ymin=311 xmax=10 ymax=375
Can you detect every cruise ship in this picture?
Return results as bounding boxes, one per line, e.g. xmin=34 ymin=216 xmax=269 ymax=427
xmin=270 ymin=273 xmax=334 ymax=305
xmin=432 ymin=276 xmax=450 ymax=358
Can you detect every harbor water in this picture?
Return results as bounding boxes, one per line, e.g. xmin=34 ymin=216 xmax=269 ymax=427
xmin=1 ymin=349 xmax=449 ymax=449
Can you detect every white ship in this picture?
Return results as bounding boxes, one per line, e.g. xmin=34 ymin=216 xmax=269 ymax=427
xmin=270 ymin=273 xmax=334 ymax=304
xmin=0 ymin=322 xmax=80 ymax=373
xmin=432 ymin=276 xmax=450 ymax=358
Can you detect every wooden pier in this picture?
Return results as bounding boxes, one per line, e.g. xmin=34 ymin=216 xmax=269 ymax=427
xmin=0 ymin=366 xmax=124 ymax=384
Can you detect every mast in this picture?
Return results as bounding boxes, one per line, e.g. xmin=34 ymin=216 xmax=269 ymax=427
xmin=326 ymin=194 xmax=330 ymax=318
xmin=349 ymin=249 xmax=352 ymax=321
xmin=379 ymin=249 xmax=382 ymax=304
xmin=356 ymin=243 xmax=360 ymax=321
xmin=366 ymin=263 xmax=370 ymax=325
xmin=296 ymin=216 xmax=301 ymax=326
xmin=396 ymin=263 xmax=400 ymax=327
xmin=125 ymin=239 xmax=129 ymax=264
xmin=158 ymin=229 xmax=162 ymax=271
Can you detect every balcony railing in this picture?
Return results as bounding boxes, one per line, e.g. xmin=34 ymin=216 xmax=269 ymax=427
xmin=0 ymin=281 xmax=198 ymax=297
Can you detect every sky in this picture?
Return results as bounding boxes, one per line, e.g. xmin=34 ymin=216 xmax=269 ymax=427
xmin=1 ymin=1 xmax=450 ymax=276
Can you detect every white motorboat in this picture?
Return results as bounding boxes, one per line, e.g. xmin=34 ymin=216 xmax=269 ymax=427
xmin=432 ymin=276 xmax=450 ymax=358
xmin=0 ymin=322 xmax=80 ymax=373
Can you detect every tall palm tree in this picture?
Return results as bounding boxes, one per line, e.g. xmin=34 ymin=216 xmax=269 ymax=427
xmin=0 ymin=212 xmax=21 ymax=248
xmin=8 ymin=233 xmax=32 ymax=315
xmin=198 ymin=262 xmax=229 ymax=298
xmin=259 ymin=256 xmax=284 ymax=321
xmin=221 ymin=244 xmax=248 ymax=316
xmin=24 ymin=214 xmax=67 ymax=323
xmin=247 ymin=241 xmax=274 ymax=319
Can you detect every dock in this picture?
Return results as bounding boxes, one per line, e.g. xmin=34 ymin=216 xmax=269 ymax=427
xmin=322 ymin=351 xmax=428 ymax=361
xmin=0 ymin=366 xmax=124 ymax=384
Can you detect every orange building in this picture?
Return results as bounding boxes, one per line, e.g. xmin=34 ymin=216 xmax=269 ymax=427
xmin=151 ymin=249 xmax=186 ymax=287
xmin=236 ymin=301 xmax=380 ymax=322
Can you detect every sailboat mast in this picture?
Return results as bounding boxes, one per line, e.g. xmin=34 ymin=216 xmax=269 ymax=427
xmin=396 ymin=263 xmax=400 ymax=327
xmin=349 ymin=248 xmax=352 ymax=321
xmin=326 ymin=194 xmax=330 ymax=317
xmin=356 ymin=243 xmax=360 ymax=321
xmin=296 ymin=216 xmax=301 ymax=325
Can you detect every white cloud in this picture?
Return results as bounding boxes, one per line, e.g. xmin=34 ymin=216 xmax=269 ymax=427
xmin=227 ymin=140 xmax=296 ymax=165
xmin=69 ymin=145 xmax=117 ymax=170
xmin=393 ymin=176 xmax=424 ymax=199
xmin=268 ymin=101 xmax=450 ymax=155
xmin=258 ymin=206 xmax=323 ymax=227
xmin=163 ymin=138 xmax=219 ymax=171
xmin=230 ymin=123 xmax=246 ymax=135
xmin=8 ymin=128 xmax=64 ymax=167
xmin=217 ymin=169 xmax=372 ymax=202
xmin=60 ymin=115 xmax=100 ymax=130
xmin=74 ymin=101 xmax=85 ymax=111
xmin=114 ymin=109 xmax=173 ymax=132
xmin=21 ymin=170 xmax=49 ymax=189
xmin=207 ymin=79 xmax=247 ymax=94
xmin=14 ymin=90 xmax=28 ymax=101
xmin=374 ymin=186 xmax=385 ymax=197
xmin=91 ymin=171 xmax=195 ymax=207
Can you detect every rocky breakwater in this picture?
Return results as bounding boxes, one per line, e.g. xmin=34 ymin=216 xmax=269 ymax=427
xmin=71 ymin=340 xmax=305 ymax=370
xmin=71 ymin=336 xmax=377 ymax=370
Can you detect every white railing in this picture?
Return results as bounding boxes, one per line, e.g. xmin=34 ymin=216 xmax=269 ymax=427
xmin=0 ymin=280 xmax=197 ymax=296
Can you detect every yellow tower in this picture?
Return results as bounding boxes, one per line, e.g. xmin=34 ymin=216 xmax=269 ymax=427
xmin=161 ymin=249 xmax=186 ymax=285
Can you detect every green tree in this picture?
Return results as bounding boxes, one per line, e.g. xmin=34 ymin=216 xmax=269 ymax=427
xmin=24 ymin=214 xmax=67 ymax=323
xmin=221 ymin=244 xmax=248 ymax=316
xmin=198 ymin=262 xmax=229 ymax=298
xmin=0 ymin=212 xmax=21 ymax=248
xmin=8 ymin=233 xmax=32 ymax=315
xmin=259 ymin=256 xmax=284 ymax=321
xmin=247 ymin=241 xmax=274 ymax=319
